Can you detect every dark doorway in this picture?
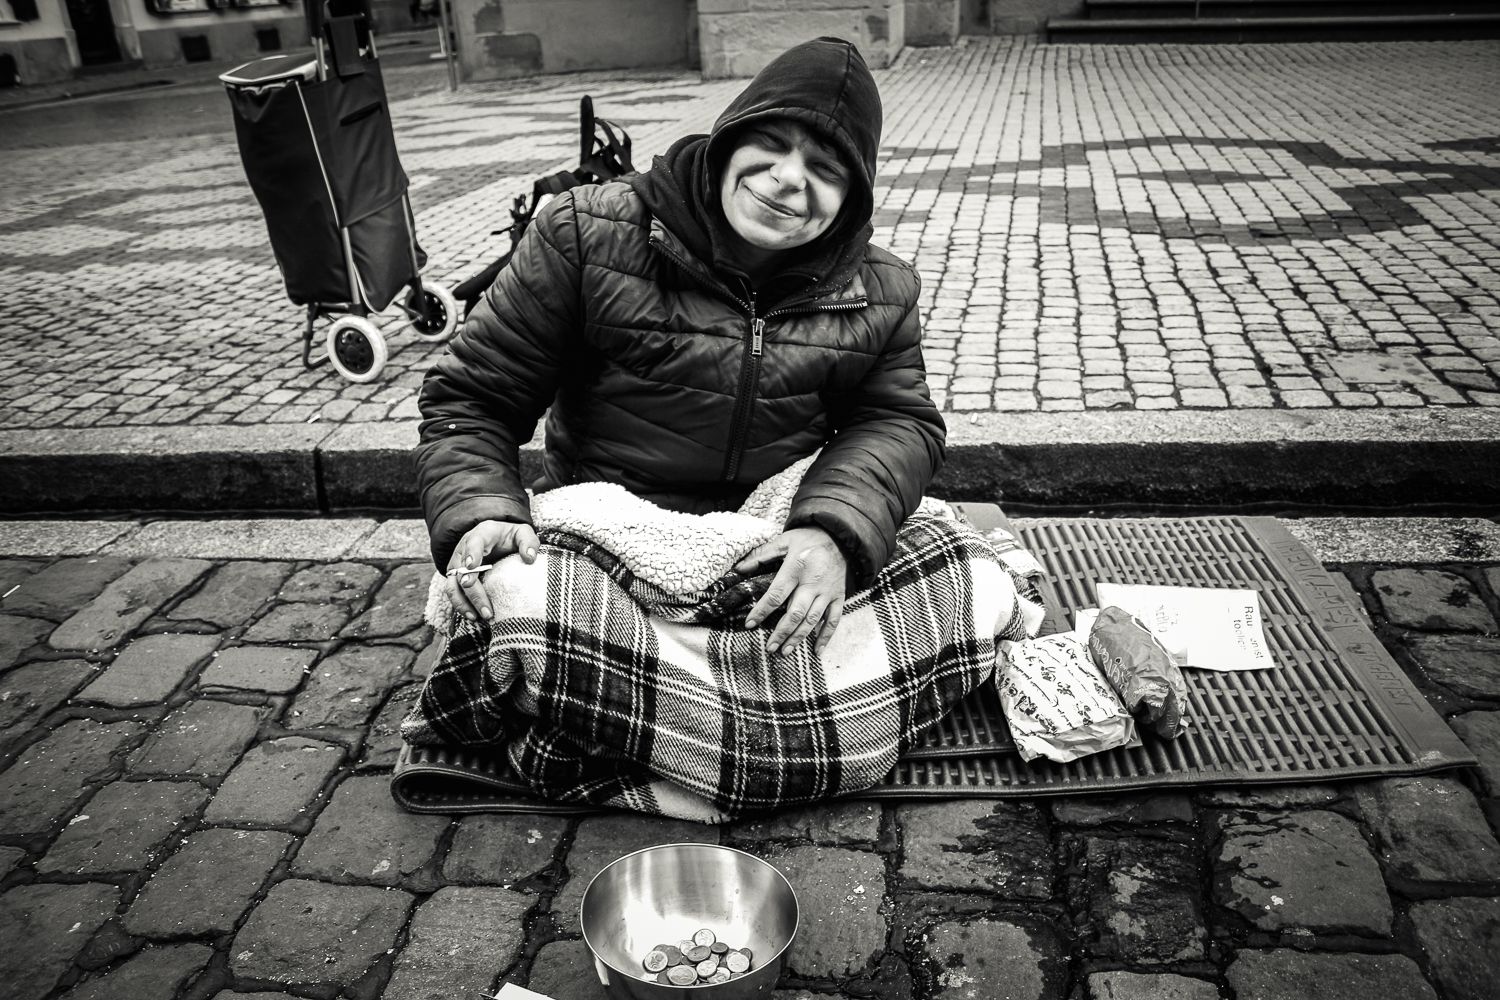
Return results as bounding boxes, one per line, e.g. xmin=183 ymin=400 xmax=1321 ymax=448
xmin=65 ymin=0 xmax=123 ymax=66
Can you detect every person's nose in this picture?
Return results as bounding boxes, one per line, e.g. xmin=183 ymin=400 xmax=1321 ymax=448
xmin=769 ymin=150 xmax=808 ymax=192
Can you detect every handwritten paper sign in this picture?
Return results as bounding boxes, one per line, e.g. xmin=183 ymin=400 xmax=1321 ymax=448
xmin=1083 ymin=583 xmax=1275 ymax=672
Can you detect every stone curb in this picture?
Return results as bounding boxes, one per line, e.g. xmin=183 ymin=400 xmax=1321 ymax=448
xmin=4 ymin=409 xmax=1499 ymax=515
xmin=937 ymin=409 xmax=1500 ymax=509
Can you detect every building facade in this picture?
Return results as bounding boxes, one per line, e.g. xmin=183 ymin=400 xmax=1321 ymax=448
xmin=0 ymin=0 xmax=305 ymax=85
xmin=449 ymin=1 xmax=1080 ymax=82
xmin=0 ymin=0 xmax=1077 ymax=87
xmin=454 ymin=0 xmax=957 ymax=82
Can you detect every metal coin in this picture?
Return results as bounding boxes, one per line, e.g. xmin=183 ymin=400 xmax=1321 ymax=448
xmin=659 ymin=945 xmax=684 ymax=966
xmin=708 ymin=967 xmax=732 ymax=984
xmin=655 ymin=971 xmax=673 ymax=985
xmin=737 ymin=947 xmax=754 ymax=963
xmin=692 ymin=927 xmax=717 ymax=948
xmin=724 ymin=951 xmax=750 ymax=973
xmin=667 ymin=964 xmax=698 ymax=986
xmin=686 ymin=945 xmax=711 ymax=963
xmin=642 ymin=949 xmax=669 ymax=973
xmin=710 ymin=941 xmax=729 ymax=954
xmin=695 ymin=958 xmax=720 ymax=979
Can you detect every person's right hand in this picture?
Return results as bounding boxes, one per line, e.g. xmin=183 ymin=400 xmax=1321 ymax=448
xmin=444 ymin=519 xmax=540 ymax=623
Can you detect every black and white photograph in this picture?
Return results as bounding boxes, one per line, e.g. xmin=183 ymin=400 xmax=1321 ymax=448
xmin=1 ymin=1 xmax=1498 ymax=997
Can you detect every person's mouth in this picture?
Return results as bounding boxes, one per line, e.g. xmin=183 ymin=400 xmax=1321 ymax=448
xmin=748 ymin=187 xmax=799 ymax=218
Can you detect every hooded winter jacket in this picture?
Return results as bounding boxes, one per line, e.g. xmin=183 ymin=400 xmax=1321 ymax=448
xmin=416 ymin=37 xmax=946 ymax=588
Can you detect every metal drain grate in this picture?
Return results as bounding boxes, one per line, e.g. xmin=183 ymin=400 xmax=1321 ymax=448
xmin=882 ymin=516 xmax=1473 ymax=796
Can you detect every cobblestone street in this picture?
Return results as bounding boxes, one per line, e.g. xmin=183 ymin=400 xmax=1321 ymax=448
xmin=1 ymin=518 xmax=1499 ymax=999
xmin=1 ymin=39 xmax=1498 ymax=429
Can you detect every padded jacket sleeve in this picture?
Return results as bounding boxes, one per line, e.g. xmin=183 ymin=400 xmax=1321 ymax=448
xmin=785 ymin=278 xmax=946 ymax=589
xmin=414 ymin=192 xmax=585 ymax=569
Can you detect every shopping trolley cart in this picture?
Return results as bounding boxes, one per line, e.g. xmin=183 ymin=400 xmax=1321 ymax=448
xmin=221 ymin=2 xmax=456 ymax=382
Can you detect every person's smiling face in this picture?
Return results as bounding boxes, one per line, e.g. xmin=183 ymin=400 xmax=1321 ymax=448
xmin=718 ymin=118 xmax=852 ymax=261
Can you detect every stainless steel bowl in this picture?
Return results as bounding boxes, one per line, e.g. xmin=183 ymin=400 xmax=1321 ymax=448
xmin=579 ymin=843 xmax=799 ymax=998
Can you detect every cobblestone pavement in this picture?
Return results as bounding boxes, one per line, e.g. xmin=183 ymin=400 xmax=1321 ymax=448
xmin=1 ymin=518 xmax=1499 ymax=999
xmin=2 ymin=39 xmax=1499 ymax=431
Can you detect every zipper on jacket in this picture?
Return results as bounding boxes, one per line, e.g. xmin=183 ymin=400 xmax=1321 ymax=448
xmin=722 ymin=298 xmax=871 ymax=482
xmin=765 ymin=298 xmax=869 ymax=321
xmin=649 ymin=236 xmax=763 ymax=483
xmin=722 ymin=304 xmax=764 ymax=482
xmin=650 ymin=237 xmax=873 ymax=483
xmin=649 ymin=237 xmax=752 ymax=313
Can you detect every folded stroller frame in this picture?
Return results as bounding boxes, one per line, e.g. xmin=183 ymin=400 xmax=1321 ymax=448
xmin=221 ymin=2 xmax=456 ymax=382
xmin=452 ymin=95 xmax=635 ymax=319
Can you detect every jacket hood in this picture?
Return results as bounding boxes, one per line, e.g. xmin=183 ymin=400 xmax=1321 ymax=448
xmin=706 ymin=36 xmax=883 ymax=235
xmin=629 ymin=37 xmax=882 ymax=300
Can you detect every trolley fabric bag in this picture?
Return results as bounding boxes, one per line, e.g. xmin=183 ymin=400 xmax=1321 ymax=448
xmin=222 ymin=7 xmax=456 ymax=383
xmin=226 ymin=52 xmax=414 ymax=312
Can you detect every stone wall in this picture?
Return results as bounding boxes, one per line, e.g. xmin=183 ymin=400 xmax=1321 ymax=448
xmin=446 ymin=0 xmax=973 ymax=83
xmin=0 ymin=0 xmax=75 ymax=84
xmin=453 ymin=0 xmax=538 ymax=80
xmin=0 ymin=33 xmax=72 ymax=84
xmin=453 ymin=0 xmax=692 ymax=82
xmin=962 ymin=0 xmax=1082 ymax=35
xmin=506 ymin=0 xmax=692 ymax=72
xmin=697 ymin=0 xmax=904 ymax=79
xmin=905 ymin=0 xmax=958 ymax=45
xmin=368 ymin=0 xmax=419 ymax=33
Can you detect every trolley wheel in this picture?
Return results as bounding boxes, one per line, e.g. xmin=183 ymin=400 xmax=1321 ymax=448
xmin=406 ymin=283 xmax=459 ymax=342
xmin=326 ymin=316 xmax=388 ymax=383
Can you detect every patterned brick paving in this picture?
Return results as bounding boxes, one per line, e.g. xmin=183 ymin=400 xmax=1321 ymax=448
xmin=878 ymin=40 xmax=1500 ymax=412
xmin=0 ymin=71 xmax=739 ymax=430
xmin=2 ymin=39 xmax=1497 ymax=431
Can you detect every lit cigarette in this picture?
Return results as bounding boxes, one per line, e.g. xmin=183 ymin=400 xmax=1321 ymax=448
xmin=447 ymin=563 xmax=497 ymax=578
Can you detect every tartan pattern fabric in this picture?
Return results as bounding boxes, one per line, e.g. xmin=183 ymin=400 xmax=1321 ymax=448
xmin=402 ymin=512 xmax=1044 ymax=822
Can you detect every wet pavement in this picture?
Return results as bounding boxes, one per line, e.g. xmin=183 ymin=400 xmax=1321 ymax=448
xmin=1 ymin=516 xmax=1499 ymax=998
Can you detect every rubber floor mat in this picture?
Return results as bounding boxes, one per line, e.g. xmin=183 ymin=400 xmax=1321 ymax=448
xmin=392 ymin=743 xmax=595 ymax=816
xmin=392 ymin=515 xmax=1474 ymax=813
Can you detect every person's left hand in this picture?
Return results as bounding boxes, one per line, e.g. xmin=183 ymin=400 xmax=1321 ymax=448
xmin=734 ymin=526 xmax=847 ymax=656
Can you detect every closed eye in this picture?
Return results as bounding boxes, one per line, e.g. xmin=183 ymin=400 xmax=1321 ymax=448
xmin=746 ymin=124 xmax=848 ymax=182
xmin=812 ymin=159 xmax=848 ymax=183
xmin=748 ymin=128 xmax=788 ymax=151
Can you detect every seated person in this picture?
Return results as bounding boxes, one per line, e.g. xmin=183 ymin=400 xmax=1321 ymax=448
xmin=416 ymin=35 xmax=945 ymax=659
xmin=405 ymin=38 xmax=1043 ymax=821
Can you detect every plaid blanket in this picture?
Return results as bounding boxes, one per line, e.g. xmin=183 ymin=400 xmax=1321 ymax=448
xmin=401 ymin=483 xmax=1044 ymax=822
